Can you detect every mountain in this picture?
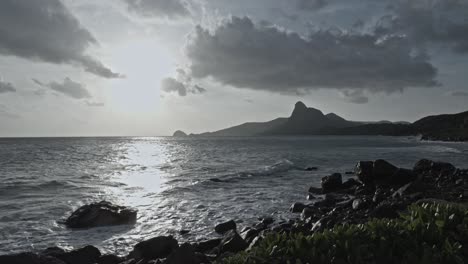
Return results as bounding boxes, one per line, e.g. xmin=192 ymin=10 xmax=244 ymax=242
xmin=175 ymin=102 xmax=467 ymax=141
xmin=172 ymin=130 xmax=188 ymax=137
xmin=194 ymin=101 xmax=359 ymax=137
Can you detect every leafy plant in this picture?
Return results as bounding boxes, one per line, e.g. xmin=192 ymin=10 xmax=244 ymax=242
xmin=221 ymin=203 xmax=467 ymax=264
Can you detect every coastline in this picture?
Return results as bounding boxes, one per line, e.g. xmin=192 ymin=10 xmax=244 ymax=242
xmin=1 ymin=158 xmax=467 ymax=264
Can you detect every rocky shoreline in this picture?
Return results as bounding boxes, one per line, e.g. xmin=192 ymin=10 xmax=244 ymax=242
xmin=1 ymin=159 xmax=467 ymax=264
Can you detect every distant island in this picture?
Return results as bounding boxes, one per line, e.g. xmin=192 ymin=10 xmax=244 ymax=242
xmin=174 ymin=101 xmax=468 ymax=141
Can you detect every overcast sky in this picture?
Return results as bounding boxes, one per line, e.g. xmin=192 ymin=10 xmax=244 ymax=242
xmin=0 ymin=0 xmax=467 ymax=137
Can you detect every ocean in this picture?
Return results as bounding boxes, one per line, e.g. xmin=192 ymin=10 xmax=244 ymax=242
xmin=1 ymin=136 xmax=467 ymax=255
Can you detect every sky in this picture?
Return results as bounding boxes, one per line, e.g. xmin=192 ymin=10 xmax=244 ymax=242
xmin=0 ymin=0 xmax=467 ymax=137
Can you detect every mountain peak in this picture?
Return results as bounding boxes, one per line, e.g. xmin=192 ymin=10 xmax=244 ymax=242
xmin=294 ymin=101 xmax=307 ymax=110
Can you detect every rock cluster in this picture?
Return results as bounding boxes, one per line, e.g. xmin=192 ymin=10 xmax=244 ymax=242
xmin=2 ymin=159 xmax=467 ymax=263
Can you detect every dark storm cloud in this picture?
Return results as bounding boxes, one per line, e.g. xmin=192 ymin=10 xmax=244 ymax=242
xmin=160 ymin=77 xmax=206 ymax=96
xmin=341 ymin=90 xmax=369 ymax=104
xmin=0 ymin=79 xmax=16 ymax=93
xmin=186 ymin=16 xmax=438 ymax=95
xmin=124 ymin=0 xmax=190 ymax=19
xmin=0 ymin=0 xmax=122 ymax=78
xmin=376 ymin=0 xmax=468 ymax=53
xmin=33 ymin=78 xmax=92 ymax=100
xmin=297 ymin=0 xmax=328 ymax=10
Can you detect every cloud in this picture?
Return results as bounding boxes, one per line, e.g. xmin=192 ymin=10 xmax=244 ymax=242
xmin=0 ymin=104 xmax=20 ymax=119
xmin=0 ymin=78 xmax=16 ymax=93
xmin=161 ymin=77 xmax=207 ymax=96
xmin=185 ymin=16 xmax=438 ymax=95
xmin=340 ymin=90 xmax=369 ymax=104
xmin=449 ymin=91 xmax=468 ymax=97
xmin=297 ymin=0 xmax=328 ymax=10
xmin=33 ymin=77 xmax=92 ymax=99
xmin=124 ymin=0 xmax=190 ymax=19
xmin=0 ymin=0 xmax=122 ymax=78
xmin=85 ymin=101 xmax=105 ymax=107
xmin=376 ymin=0 xmax=468 ymax=53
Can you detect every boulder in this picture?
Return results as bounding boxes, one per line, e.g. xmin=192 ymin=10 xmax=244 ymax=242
xmin=355 ymin=161 xmax=374 ymax=185
xmin=194 ymin=238 xmax=221 ymax=253
xmin=240 ymin=228 xmax=260 ymax=244
xmin=218 ymin=230 xmax=248 ymax=254
xmin=391 ymin=168 xmax=416 ymax=186
xmin=97 ymin=254 xmax=122 ymax=264
xmin=352 ymin=198 xmax=367 ymax=210
xmin=289 ymin=202 xmax=306 ymax=213
xmin=65 ymin=201 xmax=137 ymax=228
xmin=372 ymin=159 xmax=398 ymax=185
xmin=413 ymin=159 xmax=456 ymax=176
xmin=163 ymin=243 xmax=197 ymax=264
xmin=308 ymin=186 xmax=323 ymax=194
xmin=342 ymin=178 xmax=360 ymax=189
xmin=214 ymin=220 xmax=237 ymax=234
xmin=43 ymin=245 xmax=101 ymax=264
xmin=321 ymin=173 xmax=343 ymax=193
xmin=392 ymin=182 xmax=423 ymax=198
xmin=0 ymin=252 xmax=65 ymax=264
xmin=130 ymin=236 xmax=178 ymax=260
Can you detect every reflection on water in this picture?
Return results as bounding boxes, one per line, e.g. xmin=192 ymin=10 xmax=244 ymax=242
xmin=0 ymin=136 xmax=468 ymax=255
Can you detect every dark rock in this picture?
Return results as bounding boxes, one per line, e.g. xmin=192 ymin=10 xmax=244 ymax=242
xmin=301 ymin=207 xmax=316 ymax=220
xmin=0 ymin=252 xmax=66 ymax=264
xmin=247 ymin=236 xmax=263 ymax=251
xmin=352 ymin=198 xmax=366 ymax=210
xmin=290 ymin=202 xmax=306 ymax=213
xmin=259 ymin=217 xmax=274 ymax=226
xmin=413 ymin=159 xmax=456 ymax=176
xmin=355 ymin=184 xmax=376 ymax=196
xmin=342 ymin=178 xmax=360 ymax=189
xmin=240 ymin=228 xmax=260 ymax=244
xmin=163 ymin=243 xmax=197 ymax=264
xmin=65 ymin=201 xmax=137 ymax=228
xmin=305 ymin=167 xmax=318 ymax=171
xmin=355 ymin=161 xmax=374 ymax=185
xmin=308 ymin=186 xmax=322 ymax=194
xmin=306 ymin=194 xmax=315 ymax=200
xmin=214 ymin=220 xmax=237 ymax=234
xmin=390 ymin=168 xmax=416 ymax=186
xmin=372 ymin=188 xmax=389 ymax=204
xmin=97 ymin=254 xmax=122 ymax=264
xmin=179 ymin=229 xmax=190 ymax=235
xmin=372 ymin=200 xmax=407 ymax=219
xmin=345 ymin=171 xmax=354 ymax=175
xmin=392 ymin=182 xmax=423 ymax=198
xmin=47 ymin=245 xmax=101 ymax=264
xmin=194 ymin=239 xmax=221 ymax=253
xmin=219 ymin=230 xmax=248 ymax=254
xmin=321 ymin=173 xmax=343 ymax=193
xmin=372 ymin=159 xmax=398 ymax=185
xmin=130 ymin=236 xmax=178 ymax=260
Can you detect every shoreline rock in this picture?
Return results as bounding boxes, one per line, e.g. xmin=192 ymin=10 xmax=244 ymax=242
xmin=65 ymin=201 xmax=137 ymax=229
xmin=2 ymin=158 xmax=467 ymax=263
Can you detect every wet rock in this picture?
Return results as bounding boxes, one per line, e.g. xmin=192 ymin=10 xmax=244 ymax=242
xmin=342 ymin=178 xmax=360 ymax=189
xmin=65 ymin=201 xmax=137 ymax=228
xmin=0 ymin=252 xmax=66 ymax=264
xmin=372 ymin=200 xmax=407 ymax=219
xmin=355 ymin=161 xmax=374 ymax=185
xmin=46 ymin=245 xmax=101 ymax=264
xmin=179 ymin=229 xmax=190 ymax=235
xmin=194 ymin=239 xmax=221 ymax=253
xmin=290 ymin=202 xmax=306 ymax=213
xmin=352 ymin=198 xmax=366 ymax=210
xmin=306 ymin=194 xmax=315 ymax=200
xmin=97 ymin=254 xmax=122 ymax=264
xmin=215 ymin=220 xmax=237 ymax=234
xmin=218 ymin=230 xmax=248 ymax=254
xmin=372 ymin=188 xmax=389 ymax=204
xmin=308 ymin=186 xmax=323 ymax=194
xmin=247 ymin=236 xmax=263 ymax=251
xmin=392 ymin=182 xmax=422 ymax=198
xmin=305 ymin=167 xmax=318 ymax=171
xmin=301 ymin=207 xmax=316 ymax=220
xmin=240 ymin=228 xmax=260 ymax=244
xmin=259 ymin=217 xmax=274 ymax=226
xmin=321 ymin=173 xmax=343 ymax=193
xmin=130 ymin=236 xmax=178 ymax=261
xmin=163 ymin=243 xmax=197 ymax=264
xmin=355 ymin=184 xmax=375 ymax=196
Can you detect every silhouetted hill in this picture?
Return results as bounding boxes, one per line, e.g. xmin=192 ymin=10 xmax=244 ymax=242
xmin=179 ymin=102 xmax=467 ymax=141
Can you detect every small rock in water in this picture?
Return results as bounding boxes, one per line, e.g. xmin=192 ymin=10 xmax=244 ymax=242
xmin=65 ymin=201 xmax=137 ymax=228
xmin=305 ymin=167 xmax=318 ymax=171
xmin=179 ymin=229 xmax=190 ymax=235
xmin=306 ymin=194 xmax=315 ymax=200
xmin=215 ymin=220 xmax=237 ymax=234
xmin=308 ymin=186 xmax=323 ymax=194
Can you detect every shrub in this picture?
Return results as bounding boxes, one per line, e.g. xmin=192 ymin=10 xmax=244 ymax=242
xmin=221 ymin=203 xmax=468 ymax=264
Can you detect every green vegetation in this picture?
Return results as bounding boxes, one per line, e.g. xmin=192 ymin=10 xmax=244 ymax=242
xmin=221 ymin=203 xmax=468 ymax=264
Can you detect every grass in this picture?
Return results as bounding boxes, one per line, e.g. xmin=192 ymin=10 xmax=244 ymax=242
xmin=221 ymin=203 xmax=468 ymax=264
